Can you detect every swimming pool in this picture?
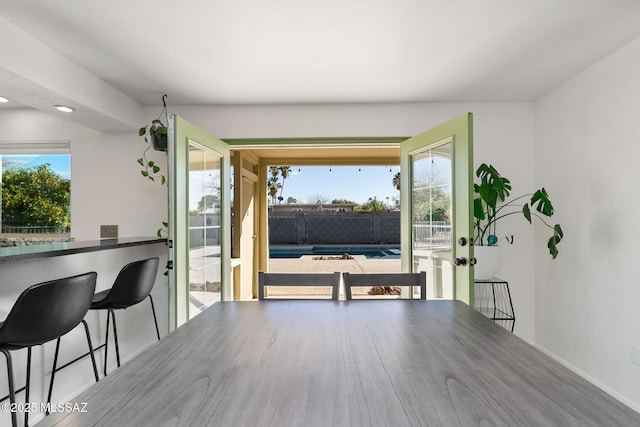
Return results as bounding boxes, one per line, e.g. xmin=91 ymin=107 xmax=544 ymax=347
xmin=269 ymin=245 xmax=401 ymax=259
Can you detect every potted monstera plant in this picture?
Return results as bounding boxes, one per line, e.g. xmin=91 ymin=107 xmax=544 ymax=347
xmin=473 ymin=163 xmax=563 ymax=279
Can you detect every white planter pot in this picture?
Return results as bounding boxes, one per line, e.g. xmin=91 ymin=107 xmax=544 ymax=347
xmin=473 ymin=246 xmax=500 ymax=280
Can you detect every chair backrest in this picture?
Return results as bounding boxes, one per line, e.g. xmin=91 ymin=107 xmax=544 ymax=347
xmin=0 ymin=272 xmax=97 ymax=347
xmin=343 ymin=272 xmax=427 ymax=300
xmin=258 ymin=272 xmax=341 ymax=300
xmin=100 ymin=257 xmax=160 ymax=308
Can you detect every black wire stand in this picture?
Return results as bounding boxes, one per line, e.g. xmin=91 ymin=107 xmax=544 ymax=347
xmin=474 ymin=277 xmax=515 ymax=332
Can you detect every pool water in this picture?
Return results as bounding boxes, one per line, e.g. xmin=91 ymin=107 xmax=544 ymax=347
xmin=269 ymin=245 xmax=401 ymax=259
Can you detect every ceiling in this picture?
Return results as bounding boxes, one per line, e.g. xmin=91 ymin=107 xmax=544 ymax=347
xmin=1 ymin=0 xmax=640 ymax=112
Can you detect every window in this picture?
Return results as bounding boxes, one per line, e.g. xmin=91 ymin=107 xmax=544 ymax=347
xmin=0 ymin=141 xmax=71 ymax=236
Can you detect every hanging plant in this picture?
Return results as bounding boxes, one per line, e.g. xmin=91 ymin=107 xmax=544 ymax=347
xmin=136 ymin=94 xmax=170 ymax=242
xmin=137 ymin=93 xmax=168 ymax=184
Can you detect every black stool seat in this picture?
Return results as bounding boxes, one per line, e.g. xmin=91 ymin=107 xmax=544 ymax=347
xmin=0 ymin=272 xmax=100 ymax=427
xmin=90 ymin=257 xmax=160 ymax=376
xmin=91 ymin=289 xmax=112 ymax=306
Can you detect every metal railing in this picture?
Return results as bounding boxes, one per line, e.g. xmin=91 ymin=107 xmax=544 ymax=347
xmin=413 ymin=221 xmax=452 ymax=249
xmin=189 ymin=224 xmax=221 ymax=247
xmin=0 ymin=225 xmax=70 ymax=234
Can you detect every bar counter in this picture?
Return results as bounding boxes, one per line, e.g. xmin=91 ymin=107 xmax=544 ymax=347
xmin=0 ymin=236 xmax=166 ymax=264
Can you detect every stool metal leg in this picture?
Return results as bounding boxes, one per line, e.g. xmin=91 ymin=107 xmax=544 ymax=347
xmin=103 ymin=310 xmax=121 ymax=375
xmin=46 ymin=321 xmax=100 ymax=415
xmin=103 ymin=310 xmax=111 ymax=377
xmin=149 ymin=295 xmax=160 ymax=341
xmin=101 ymin=295 xmax=160 ymax=377
xmin=82 ymin=320 xmax=100 ymax=383
xmin=111 ymin=311 xmax=121 ymax=368
xmin=24 ymin=347 xmax=32 ymax=427
xmin=1 ymin=349 xmax=18 ymax=427
xmin=46 ymin=338 xmax=62 ymax=415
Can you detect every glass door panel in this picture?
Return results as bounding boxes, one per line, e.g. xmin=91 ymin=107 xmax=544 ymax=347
xmin=188 ymin=146 xmax=222 ymax=319
xmin=411 ymin=144 xmax=453 ymax=299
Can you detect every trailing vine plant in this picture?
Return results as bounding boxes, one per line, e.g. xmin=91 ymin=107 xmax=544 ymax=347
xmin=137 ymin=94 xmax=169 ymax=238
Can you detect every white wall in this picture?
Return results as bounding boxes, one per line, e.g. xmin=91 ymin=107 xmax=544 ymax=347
xmin=169 ymin=102 xmax=538 ymax=342
xmin=535 ymin=36 xmax=640 ymax=411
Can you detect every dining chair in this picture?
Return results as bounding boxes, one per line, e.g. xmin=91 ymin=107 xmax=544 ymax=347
xmin=343 ymin=272 xmax=427 ymax=300
xmin=0 ymin=272 xmax=99 ymax=427
xmin=90 ymin=257 xmax=160 ymax=376
xmin=258 ymin=272 xmax=341 ymax=300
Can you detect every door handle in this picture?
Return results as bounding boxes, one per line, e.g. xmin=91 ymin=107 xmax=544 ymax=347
xmin=469 ymin=257 xmax=477 ymax=266
xmin=453 ymin=257 xmax=467 ymax=266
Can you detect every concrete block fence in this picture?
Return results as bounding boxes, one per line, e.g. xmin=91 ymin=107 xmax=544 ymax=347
xmin=269 ymin=211 xmax=400 ymax=244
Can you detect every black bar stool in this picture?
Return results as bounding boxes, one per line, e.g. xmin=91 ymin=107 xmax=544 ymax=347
xmin=0 ymin=272 xmax=100 ymax=427
xmin=90 ymin=257 xmax=160 ymax=376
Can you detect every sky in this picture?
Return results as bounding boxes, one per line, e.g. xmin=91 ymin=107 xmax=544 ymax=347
xmin=187 ymin=165 xmax=402 ymax=210
xmin=2 ymin=154 xmax=70 ymax=179
xmin=273 ymin=165 xmax=400 ymax=205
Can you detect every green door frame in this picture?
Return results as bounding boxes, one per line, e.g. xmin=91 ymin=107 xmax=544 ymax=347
xmin=169 ymin=115 xmax=231 ymax=329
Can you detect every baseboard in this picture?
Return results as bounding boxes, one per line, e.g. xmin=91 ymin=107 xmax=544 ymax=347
xmin=535 ymin=344 xmax=640 ymax=414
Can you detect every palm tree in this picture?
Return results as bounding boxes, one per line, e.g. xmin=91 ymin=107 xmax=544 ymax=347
xmin=267 ymin=166 xmax=281 ymax=204
xmin=269 ymin=166 xmax=279 ymax=180
xmin=278 ymin=166 xmax=291 ymax=199
xmin=392 ymin=172 xmax=401 ymax=191
xmin=268 ymin=176 xmax=281 ymax=204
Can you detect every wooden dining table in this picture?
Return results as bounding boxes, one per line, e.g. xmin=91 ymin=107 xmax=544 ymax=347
xmin=38 ymin=300 xmax=640 ymax=426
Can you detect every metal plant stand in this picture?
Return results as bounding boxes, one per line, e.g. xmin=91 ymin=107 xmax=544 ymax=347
xmin=474 ymin=277 xmax=515 ymax=332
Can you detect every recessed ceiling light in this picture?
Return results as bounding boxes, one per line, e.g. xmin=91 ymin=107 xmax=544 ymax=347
xmin=54 ymin=104 xmax=75 ymax=113
xmin=0 ymin=96 xmax=8 ymax=103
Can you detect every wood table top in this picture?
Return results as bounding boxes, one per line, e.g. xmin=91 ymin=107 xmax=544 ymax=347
xmin=38 ymin=300 xmax=640 ymax=426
